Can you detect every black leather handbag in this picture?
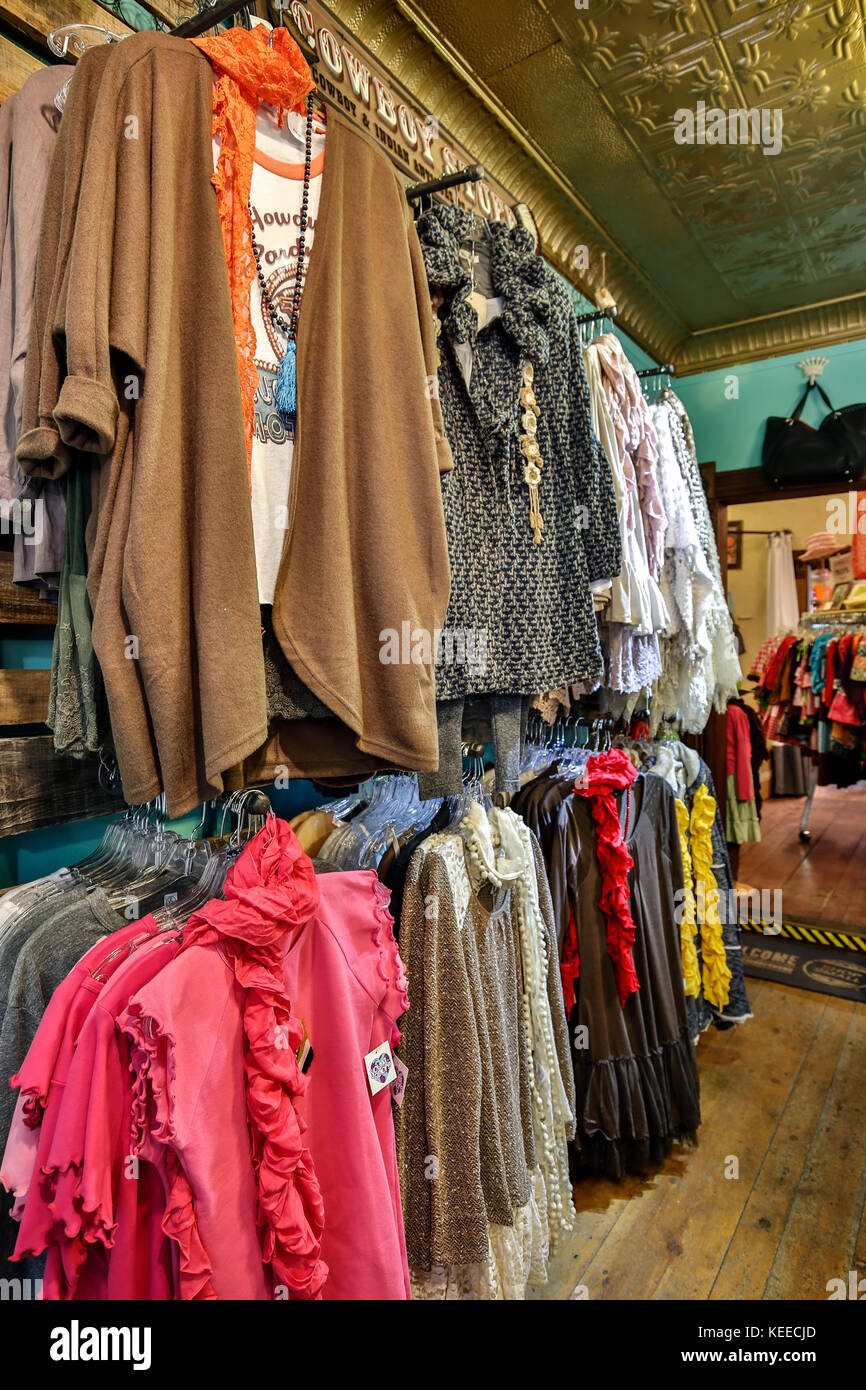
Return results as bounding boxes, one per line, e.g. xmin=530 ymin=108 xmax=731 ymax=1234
xmin=762 ymin=381 xmax=866 ymax=489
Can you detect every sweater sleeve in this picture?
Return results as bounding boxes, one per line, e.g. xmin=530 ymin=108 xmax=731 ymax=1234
xmin=531 ymin=835 xmax=577 ymax=1137
xmin=50 ymin=49 xmax=152 ymax=457
xmin=396 ymin=849 xmax=487 ymax=1270
xmin=405 ymin=196 xmax=453 ymax=476
xmin=108 ymin=42 xmax=267 ymax=814
xmin=15 ymin=46 xmax=115 ymax=480
xmin=9 ymin=69 xmax=68 ymax=450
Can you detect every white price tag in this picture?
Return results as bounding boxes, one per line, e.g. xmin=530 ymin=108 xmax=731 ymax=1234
xmin=364 ymin=1040 xmax=397 ymax=1096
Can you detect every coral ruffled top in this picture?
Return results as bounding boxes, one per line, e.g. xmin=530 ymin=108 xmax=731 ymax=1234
xmin=120 ymin=819 xmax=410 ymax=1301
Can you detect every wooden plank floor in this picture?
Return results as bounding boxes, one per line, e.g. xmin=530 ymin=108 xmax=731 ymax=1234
xmin=533 ymin=979 xmax=866 ymax=1300
xmin=738 ymin=786 xmax=866 ymax=932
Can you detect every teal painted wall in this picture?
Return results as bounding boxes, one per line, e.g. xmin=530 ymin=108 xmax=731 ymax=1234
xmin=0 ymin=780 xmax=331 ymax=889
xmin=675 ymin=336 xmax=866 ymax=473
xmin=0 ymin=636 xmax=52 ymax=668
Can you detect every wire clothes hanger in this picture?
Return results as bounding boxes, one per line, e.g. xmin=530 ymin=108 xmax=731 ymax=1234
xmin=637 ymin=363 xmax=676 ymax=403
xmin=575 ymin=304 xmax=618 ymax=351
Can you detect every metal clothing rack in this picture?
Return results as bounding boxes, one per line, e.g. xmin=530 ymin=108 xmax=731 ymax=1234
xmin=406 ymin=165 xmax=485 ymax=203
xmin=173 ymin=0 xmax=250 ymax=37
xmin=637 ymin=363 xmax=675 ymax=379
xmin=799 ymin=609 xmax=866 ymax=628
xmin=575 ymin=305 xmax=618 ymax=327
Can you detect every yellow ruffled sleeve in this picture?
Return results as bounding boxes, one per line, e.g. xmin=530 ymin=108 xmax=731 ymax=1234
xmin=675 ymin=798 xmax=701 ymax=998
xmin=690 ymin=784 xmax=731 ymax=1010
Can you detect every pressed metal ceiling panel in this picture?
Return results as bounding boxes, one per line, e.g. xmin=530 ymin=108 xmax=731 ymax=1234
xmin=404 ymin=0 xmax=560 ymax=77
xmin=327 ymin=0 xmax=866 ymax=371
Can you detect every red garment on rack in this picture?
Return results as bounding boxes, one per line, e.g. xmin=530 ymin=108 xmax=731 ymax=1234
xmin=560 ymin=905 xmax=581 ymax=1013
xmin=572 ymin=749 xmax=641 ymax=1008
xmin=726 ymin=704 xmax=754 ymax=802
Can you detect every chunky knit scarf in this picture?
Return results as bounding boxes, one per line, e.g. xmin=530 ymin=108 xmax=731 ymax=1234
xmin=415 ymin=203 xmax=551 ymax=364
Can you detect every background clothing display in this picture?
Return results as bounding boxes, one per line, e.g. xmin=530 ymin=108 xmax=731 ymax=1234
xmin=726 ymin=702 xmax=762 ymax=844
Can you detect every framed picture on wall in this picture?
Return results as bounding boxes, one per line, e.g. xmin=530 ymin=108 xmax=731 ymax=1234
xmin=822 ymin=582 xmax=852 ymax=611
xmin=727 ymin=520 xmax=743 ymax=571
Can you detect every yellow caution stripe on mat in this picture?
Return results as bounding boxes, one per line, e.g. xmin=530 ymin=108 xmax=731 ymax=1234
xmin=740 ymin=919 xmax=866 ymax=952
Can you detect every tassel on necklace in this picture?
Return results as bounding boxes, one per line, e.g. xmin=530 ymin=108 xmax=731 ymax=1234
xmin=276 ymin=339 xmax=297 ymax=417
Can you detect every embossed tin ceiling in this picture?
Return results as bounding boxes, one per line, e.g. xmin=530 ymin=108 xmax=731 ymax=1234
xmin=324 ymin=0 xmax=866 ymax=373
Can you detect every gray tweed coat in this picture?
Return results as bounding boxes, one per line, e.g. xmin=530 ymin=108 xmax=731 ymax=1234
xmin=417 ymin=205 xmax=621 ymax=699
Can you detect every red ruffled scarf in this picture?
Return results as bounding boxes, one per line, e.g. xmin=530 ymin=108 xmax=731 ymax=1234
xmin=573 ymin=749 xmax=641 ymax=1008
xmin=182 ymin=817 xmax=328 ymax=1298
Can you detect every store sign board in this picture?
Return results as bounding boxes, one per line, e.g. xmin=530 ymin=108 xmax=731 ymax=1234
xmin=283 ymin=0 xmax=517 ymax=225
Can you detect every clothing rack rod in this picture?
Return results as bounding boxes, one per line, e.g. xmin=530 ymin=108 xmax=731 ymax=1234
xmin=172 ymin=1 xmax=247 ymax=37
xmin=738 ymin=528 xmax=792 ymax=536
xmin=799 ymin=610 xmax=866 ymax=627
xmin=405 ymin=165 xmax=485 ymax=200
xmin=637 ymin=364 xmax=675 ymax=378
xmin=574 ymin=306 xmax=618 ymax=326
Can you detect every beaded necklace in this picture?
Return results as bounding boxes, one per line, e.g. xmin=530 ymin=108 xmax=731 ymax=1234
xmin=248 ymin=91 xmax=315 ymax=422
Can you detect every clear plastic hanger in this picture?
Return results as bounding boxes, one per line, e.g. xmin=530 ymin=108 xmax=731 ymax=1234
xmin=87 ymin=792 xmax=266 ymax=982
xmin=522 ymin=709 xmax=565 ymax=774
xmin=317 ymin=774 xmax=431 ymax=870
xmin=551 ymin=714 xmax=591 ymax=777
xmin=445 ymin=745 xmax=493 ymax=831
xmin=48 ymin=23 xmax=125 ymax=58
xmin=152 ymin=788 xmax=271 ymax=924
xmin=48 ymin=23 xmax=126 ymax=115
xmin=357 ymin=778 xmax=443 ymax=870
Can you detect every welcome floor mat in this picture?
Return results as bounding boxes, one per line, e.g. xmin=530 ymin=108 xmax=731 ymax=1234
xmin=741 ymin=934 xmax=866 ymax=1001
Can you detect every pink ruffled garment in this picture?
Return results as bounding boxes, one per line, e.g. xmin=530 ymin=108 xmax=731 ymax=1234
xmin=594 ymin=334 xmax=666 ymax=579
xmin=284 ymin=869 xmax=411 ymax=1300
xmin=2 ymin=915 xmax=161 ymax=1220
xmin=120 ymin=819 xmax=329 ymax=1301
xmin=573 ymin=750 xmax=641 ymax=1008
xmin=19 ymin=935 xmax=181 ymax=1300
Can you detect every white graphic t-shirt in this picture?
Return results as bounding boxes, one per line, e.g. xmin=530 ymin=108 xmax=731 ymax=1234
xmin=216 ymin=104 xmax=326 ymax=604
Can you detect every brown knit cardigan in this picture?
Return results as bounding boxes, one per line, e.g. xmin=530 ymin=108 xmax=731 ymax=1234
xmin=269 ymin=108 xmax=452 ymax=777
xmin=17 ymin=34 xmax=268 ymax=816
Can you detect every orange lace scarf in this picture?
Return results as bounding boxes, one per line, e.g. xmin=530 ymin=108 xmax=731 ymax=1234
xmin=190 ymin=25 xmax=315 ymax=483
